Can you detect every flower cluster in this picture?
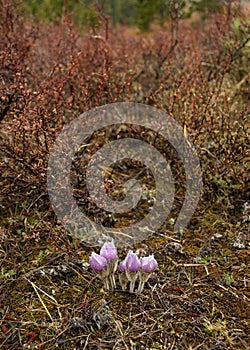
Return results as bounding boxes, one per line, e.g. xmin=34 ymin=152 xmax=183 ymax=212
xmin=89 ymin=241 xmax=157 ymax=293
xmin=89 ymin=240 xmax=118 ymax=291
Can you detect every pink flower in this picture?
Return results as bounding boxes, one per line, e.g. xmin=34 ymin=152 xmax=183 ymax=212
xmin=119 ymin=259 xmax=127 ymax=273
xmin=140 ymin=255 xmax=158 ymax=273
xmin=89 ymin=252 xmax=107 ymax=272
xmin=126 ymin=251 xmax=141 ymax=273
xmin=100 ymin=240 xmax=118 ymax=262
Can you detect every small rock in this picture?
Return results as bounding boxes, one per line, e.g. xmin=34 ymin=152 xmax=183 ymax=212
xmin=165 ymin=242 xmax=184 ymax=254
xmin=211 ymin=233 xmax=223 ymax=240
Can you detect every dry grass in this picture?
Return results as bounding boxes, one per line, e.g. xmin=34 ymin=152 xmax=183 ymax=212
xmin=0 ymin=212 xmax=249 ymax=349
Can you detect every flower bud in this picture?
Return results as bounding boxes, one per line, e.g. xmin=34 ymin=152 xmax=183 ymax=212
xmin=100 ymin=240 xmax=118 ymax=262
xmin=140 ymin=255 xmax=158 ymax=273
xmin=138 ymin=255 xmax=158 ymax=293
xmin=100 ymin=240 xmax=118 ymax=289
xmin=119 ymin=259 xmax=127 ymax=273
xmin=125 ymin=251 xmax=141 ymax=292
xmin=126 ymin=251 xmax=141 ymax=273
xmin=118 ymin=259 xmax=128 ymax=291
xmin=89 ymin=252 xmax=107 ymax=273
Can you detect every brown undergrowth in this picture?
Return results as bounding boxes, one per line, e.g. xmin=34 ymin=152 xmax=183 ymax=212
xmin=0 ymin=212 xmax=249 ymax=349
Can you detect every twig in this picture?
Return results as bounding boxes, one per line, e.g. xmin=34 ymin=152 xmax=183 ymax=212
xmin=26 ymin=278 xmax=56 ymax=324
xmin=82 ymin=333 xmax=91 ymax=350
xmin=215 ymin=283 xmax=239 ymax=299
xmin=166 ymin=256 xmax=215 ymax=267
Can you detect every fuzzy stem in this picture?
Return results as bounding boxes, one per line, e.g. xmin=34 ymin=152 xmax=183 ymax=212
xmin=109 ymin=273 xmax=116 ymax=289
xmin=108 ymin=259 xmax=118 ymax=274
xmin=126 ymin=271 xmax=138 ymax=292
xmin=130 ymin=280 xmax=136 ymax=293
xmin=103 ymin=277 xmax=109 ymax=291
xmin=137 ymin=281 xmax=145 ymax=293
xmin=119 ymin=273 xmax=128 ymax=291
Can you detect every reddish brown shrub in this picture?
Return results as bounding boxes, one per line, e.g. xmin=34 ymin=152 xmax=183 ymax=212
xmin=0 ymin=0 xmax=248 ymax=224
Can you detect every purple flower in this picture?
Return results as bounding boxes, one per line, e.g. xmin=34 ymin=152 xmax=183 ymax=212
xmin=118 ymin=259 xmax=128 ymax=291
xmin=119 ymin=259 xmax=127 ymax=273
xmin=100 ymin=240 xmax=118 ymax=262
xmin=89 ymin=252 xmax=107 ymax=272
xmin=126 ymin=251 xmax=141 ymax=273
xmin=140 ymin=255 xmax=158 ymax=273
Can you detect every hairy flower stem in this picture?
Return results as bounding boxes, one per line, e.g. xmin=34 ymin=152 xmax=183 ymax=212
xmin=130 ymin=280 xmax=136 ymax=293
xmin=119 ymin=273 xmax=128 ymax=291
xmin=108 ymin=259 xmax=118 ymax=274
xmin=109 ymin=273 xmax=116 ymax=289
xmin=97 ymin=269 xmax=110 ymax=291
xmin=126 ymin=271 xmax=138 ymax=292
xmin=137 ymin=271 xmax=152 ymax=292
xmin=137 ymin=281 xmax=145 ymax=293
xmin=103 ymin=277 xmax=110 ymax=291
